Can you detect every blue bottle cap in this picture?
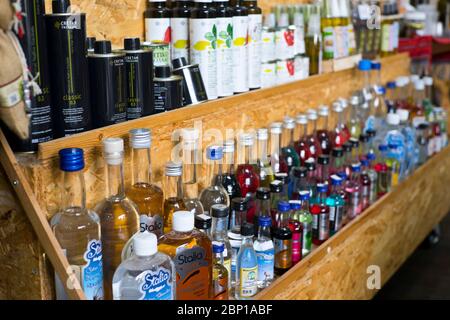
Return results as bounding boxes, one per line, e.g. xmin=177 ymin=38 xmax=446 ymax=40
xmin=277 ymin=201 xmax=291 ymax=212
xmin=361 ymin=158 xmax=369 ymax=167
xmin=387 ymin=81 xmax=396 ymax=89
xmin=331 ymin=175 xmax=343 ymax=186
xmin=206 ymin=145 xmax=223 ymax=161
xmin=371 ymin=61 xmax=381 ymax=70
xmin=358 ymin=59 xmax=372 ymax=71
xmin=317 ymin=183 xmax=328 ymax=193
xmin=289 ymin=201 xmax=301 ymax=210
xmin=388 ymin=143 xmax=399 ymax=150
xmin=59 ymin=148 xmax=84 ymax=172
xmin=367 ymin=153 xmax=376 ymax=161
xmin=379 ymin=86 xmax=386 ymax=95
xmin=351 ymin=163 xmax=361 ymax=172
xmin=299 ymin=191 xmax=310 ymax=201
xmin=212 ymin=242 xmax=225 ymax=253
xmin=378 ymin=144 xmax=388 ymax=152
xmin=337 ymin=171 xmax=347 ymax=180
xmin=258 ymin=216 xmax=272 ymax=227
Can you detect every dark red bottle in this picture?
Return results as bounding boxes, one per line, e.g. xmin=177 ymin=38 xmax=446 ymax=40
xmin=306 ymin=111 xmax=322 ymax=160
xmin=311 ymin=183 xmax=330 ymax=246
xmin=294 ymin=114 xmax=313 ymax=165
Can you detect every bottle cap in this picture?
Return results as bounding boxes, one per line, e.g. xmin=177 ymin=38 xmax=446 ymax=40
xmin=358 ymin=59 xmax=372 ymax=71
xmin=212 ymin=241 xmax=225 ymax=253
xmin=59 ymin=148 xmax=84 ymax=172
xmin=206 ymin=145 xmax=223 ymax=161
xmin=359 ymin=134 xmax=369 ymax=143
xmin=232 ymin=197 xmax=248 ymax=211
xmin=173 ymin=211 xmax=194 ymax=232
xmin=396 ymin=109 xmax=409 ymax=122
xmin=332 ymin=147 xmax=343 ymax=158
xmin=351 ymin=163 xmax=361 ymax=172
xmin=343 ymin=141 xmax=353 ymax=152
xmin=367 ymin=153 xmax=376 ymax=161
xmin=257 ymin=128 xmax=269 ymax=141
xmin=129 ymin=128 xmax=151 ymax=149
xmin=241 ymin=223 xmax=254 ymax=236
xmin=350 ymin=95 xmax=360 ymax=106
xmin=371 ymin=61 xmax=381 ymax=70
xmin=378 ymin=144 xmax=388 ymax=152
xmin=349 ymin=137 xmax=359 ymax=148
xmin=386 ymin=113 xmax=400 ymax=126
xmin=318 ymin=105 xmax=329 ymax=116
xmin=415 ymin=79 xmax=425 ymax=91
xmin=223 ymin=140 xmax=235 ymax=153
xmin=270 ymin=180 xmax=283 ymax=193
xmin=52 ymin=0 xmax=71 ymax=14
xmin=283 ymin=117 xmax=295 ymax=129
xmin=258 ymin=216 xmax=272 ymax=227
xmin=332 ymin=102 xmax=343 ymax=113
xmin=337 ymin=171 xmax=347 ymax=180
xmin=299 ymin=190 xmax=310 ymax=201
xmin=293 ymin=166 xmax=307 ymax=178
xmin=366 ymin=129 xmax=376 ymax=138
xmin=103 ymin=138 xmax=124 ymax=165
xmin=305 ymin=159 xmax=316 ymax=171
xmin=307 ymin=111 xmax=318 ymax=121
xmin=277 ymin=201 xmax=291 ymax=212
xmin=331 ymin=174 xmax=343 ymax=186
xmin=338 ymin=98 xmax=348 ymax=109
xmin=274 ymin=172 xmax=289 ymax=184
xmin=289 ymin=201 xmax=301 ymax=210
xmin=387 ymin=81 xmax=396 ymax=89
xmin=270 ymin=122 xmax=283 ymax=134
xmin=410 ymin=74 xmax=420 ymax=84
xmin=238 ymin=132 xmax=254 ymax=146
xmin=317 ymin=183 xmax=328 ymax=193
xmin=165 ymin=161 xmax=182 ymax=176
xmin=211 ymin=204 xmax=229 ymax=218
xmin=94 ymin=40 xmax=112 ymax=54
xmin=424 ymin=77 xmax=433 ymax=86
xmin=379 ymin=87 xmax=386 ymax=95
xmin=256 ymin=187 xmax=271 ymax=200
xmin=361 ymin=158 xmax=369 ymax=167
xmin=388 ymin=143 xmax=399 ymax=150
xmin=172 ymin=57 xmax=189 ymax=69
xmin=124 ymin=37 xmax=141 ymax=51
xmin=133 ymin=231 xmax=157 ymax=256
xmin=296 ymin=114 xmax=308 ymax=125
xmin=195 ymin=214 xmax=212 ymax=230
xmin=155 ymin=65 xmax=172 ymax=78
xmin=318 ymin=154 xmax=330 ymax=165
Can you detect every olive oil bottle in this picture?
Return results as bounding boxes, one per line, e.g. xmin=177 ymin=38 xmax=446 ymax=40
xmin=305 ymin=7 xmax=322 ymax=75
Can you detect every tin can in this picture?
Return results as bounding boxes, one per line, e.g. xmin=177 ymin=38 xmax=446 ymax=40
xmin=261 ymin=26 xmax=275 ymax=62
xmin=261 ymin=61 xmax=276 ymax=88
xmin=88 ymin=41 xmax=127 ymax=128
xmin=276 ymin=59 xmax=294 ymax=85
xmin=142 ymin=41 xmax=171 ymax=67
xmin=172 ymin=57 xmax=208 ymax=106
xmin=154 ymin=66 xmax=183 ymax=113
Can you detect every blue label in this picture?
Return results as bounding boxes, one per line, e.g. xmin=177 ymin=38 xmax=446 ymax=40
xmin=139 ymin=268 xmax=173 ymax=300
xmin=365 ymin=115 xmax=375 ymax=132
xmin=255 ymin=248 xmax=274 ymax=283
xmin=82 ymin=240 xmax=104 ymax=300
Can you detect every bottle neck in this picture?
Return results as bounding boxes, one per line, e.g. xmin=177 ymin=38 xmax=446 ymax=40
xmin=182 ymin=143 xmax=199 ymax=184
xmin=336 ymin=111 xmax=343 ymax=127
xmin=241 ymin=235 xmax=254 ymax=246
xmin=278 ymin=211 xmax=290 ymax=227
xmin=207 ymin=159 xmax=223 ymax=186
xmin=308 ymin=119 xmax=317 ymax=135
xmin=257 ymin=138 xmax=269 ymax=163
xmin=331 ymin=184 xmax=341 ymax=195
xmin=223 ymin=151 xmax=235 ymax=174
xmin=318 ymin=114 xmax=328 ymax=131
xmin=414 ymin=89 xmax=425 ymax=107
xmin=270 ymin=132 xmax=282 ymax=156
xmin=131 ymin=147 xmax=151 ymax=185
xmin=300 ymin=199 xmax=309 ymax=212
xmin=257 ymin=198 xmax=271 ymax=216
xmin=238 ymin=144 xmax=256 ymax=165
xmin=318 ymin=191 xmax=327 ymax=203
xmin=350 ymin=104 xmax=358 ymax=119
xmin=106 ymin=162 xmax=125 ymax=199
xmin=212 ymin=216 xmax=228 ymax=236
xmin=61 ymin=170 xmax=86 ymax=212
xmin=166 ymin=175 xmax=184 ymax=199
xmin=282 ymin=128 xmax=294 ymax=147
xmin=258 ymin=225 xmax=271 ymax=239
xmin=214 ymin=251 xmax=225 ymax=264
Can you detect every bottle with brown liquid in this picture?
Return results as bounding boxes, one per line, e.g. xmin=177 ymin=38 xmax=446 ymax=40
xmin=212 ymin=241 xmax=229 ymax=299
xmin=163 ymin=161 xmax=187 ymax=234
xmin=159 ymin=210 xmax=212 ymax=299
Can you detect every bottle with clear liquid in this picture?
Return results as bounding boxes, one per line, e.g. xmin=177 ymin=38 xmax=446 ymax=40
xmin=195 ymin=214 xmax=212 ymax=239
xmin=370 ymin=61 xmax=387 ymax=130
xmin=158 ymin=211 xmax=212 ymax=299
xmin=311 ymin=183 xmax=330 ymax=246
xmin=211 ymin=204 xmax=232 ymax=288
xmin=348 ymin=95 xmax=362 ymax=139
xmin=344 ymin=163 xmax=362 ymax=221
xmin=212 ymin=241 xmax=229 ymax=300
xmin=306 ymin=110 xmax=322 ymax=160
xmin=228 ymin=197 xmax=246 ymax=286
xmin=235 ymin=223 xmax=258 ymax=300
xmin=342 ymin=141 xmax=353 ymax=179
xmin=294 ymin=114 xmax=313 ymax=165
xmin=112 ymin=232 xmax=175 ymax=300
xmin=199 ymin=145 xmax=230 ymax=214
xmin=256 ymin=128 xmax=275 ymax=188
xmin=95 ymin=139 xmax=139 ymax=300
xmin=51 ymin=148 xmax=104 ymax=300
xmin=163 ymin=161 xmax=187 ymax=234
xmin=269 ymin=179 xmax=283 ymax=221
xmin=270 ymin=122 xmax=289 ymax=174
xmin=297 ymin=191 xmax=313 ymax=257
xmin=253 ymin=187 xmax=271 ymax=228
xmin=397 ymin=108 xmax=417 ymax=177
xmin=282 ymin=117 xmax=301 ymax=173
xmin=330 ymin=147 xmax=345 ymax=177
xmin=221 ymin=139 xmax=242 ymax=200
xmin=126 ymin=129 xmax=164 ymax=238
xmin=254 ymin=216 xmax=274 ymax=289
xmin=316 ymin=155 xmax=330 ymax=185
xmin=290 ymin=166 xmax=308 ymax=200
xmin=383 ymin=113 xmax=406 ymax=181
xmin=317 ymin=105 xmax=332 ymax=155
xmin=273 ymin=201 xmax=293 ymax=275
xmin=386 ymin=144 xmax=401 ymax=189
xmin=331 ymin=101 xmax=350 ymax=148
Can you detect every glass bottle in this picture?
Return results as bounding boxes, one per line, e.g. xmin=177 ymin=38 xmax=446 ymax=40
xmin=236 ymin=132 xmax=260 ymax=199
xmin=307 ymin=110 xmax=322 ymax=160
xmin=359 ymin=133 xmax=370 ymax=160
xmin=348 ymin=95 xmax=362 ymax=139
xmin=365 ymin=152 xmax=378 ymax=205
xmin=256 ymin=128 xmax=275 ymax=188
xmin=331 ymin=101 xmax=350 ymax=148
xmin=243 ymin=0 xmax=262 ymax=90
xmin=171 ymin=0 xmax=191 ymax=61
xmin=221 ymin=139 xmax=242 ymax=200
xmin=317 ymin=105 xmax=332 ymax=155
xmin=270 ymin=122 xmax=289 ymax=174
xmin=294 ymin=114 xmax=313 ymax=165
xmin=357 ymin=59 xmax=372 ymax=103
xmin=342 ymin=141 xmax=353 ymax=179
xmin=374 ymin=144 xmax=390 ymax=197
xmin=235 ymin=223 xmax=258 ymax=300
xmin=51 ymin=148 xmax=104 ymax=300
xmin=360 ymin=158 xmax=371 ymax=211
xmin=316 ymin=154 xmax=330 ymax=185
xmin=274 ymin=172 xmax=289 ymax=200
xmin=211 ymin=204 xmax=232 ymax=287
xmin=305 ymin=10 xmax=322 ymax=75
xmin=290 ymin=166 xmax=308 ymax=200
xmin=144 ymin=0 xmax=171 ymax=43
xmin=288 ymin=217 xmax=302 ymax=265
xmin=96 ymin=138 xmax=139 ymax=300
xmin=282 ymin=117 xmax=301 ymax=173
xmin=344 ymin=163 xmax=362 ymax=221
xmin=330 ymin=147 xmax=344 ymax=177
xmin=269 ymin=179 xmax=283 ymax=221
xmin=311 ymin=183 xmax=329 ymax=246
xmin=385 ymin=81 xmax=397 ymax=113
xmin=212 ymin=241 xmax=229 ymax=300
xmin=127 ymin=129 xmax=164 ymax=238
xmin=411 ymin=79 xmax=426 ymax=124
xmin=228 ymin=197 xmax=247 ymax=286
xmin=321 ymin=0 xmax=336 ymax=61
xmin=273 ymin=201 xmax=293 ymax=275
xmin=199 ymin=145 xmax=230 ymax=214
xmin=254 ymin=187 xmax=271 ymax=227
xmin=158 ymin=211 xmax=212 ymax=300
xmin=215 ymin=0 xmax=234 ymax=97
xmin=386 ymin=144 xmax=401 ymax=189
xmin=305 ymin=159 xmax=317 ymax=203
xmin=326 ymin=175 xmax=345 ymax=236
xmin=195 ymin=213 xmax=212 ymax=238
xmin=163 ymin=161 xmax=187 ymax=234
xmin=112 ymin=232 xmax=175 ymax=300
xmin=297 ymin=191 xmax=313 ymax=257
xmin=349 ymin=137 xmax=360 ymax=163
xmin=254 ymin=216 xmax=275 ymax=289
xmin=230 ymin=0 xmax=249 ymax=93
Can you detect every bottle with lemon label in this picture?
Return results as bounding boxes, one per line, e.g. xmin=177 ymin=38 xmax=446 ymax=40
xmin=145 ymin=1 xmax=171 ymax=43
xmin=231 ymin=0 xmax=249 ymax=93
xmin=171 ymin=0 xmax=191 ymax=61
xmin=190 ymin=0 xmax=218 ymax=100
xmin=214 ymin=0 xmax=234 ymax=97
xmin=243 ymin=0 xmax=262 ymax=90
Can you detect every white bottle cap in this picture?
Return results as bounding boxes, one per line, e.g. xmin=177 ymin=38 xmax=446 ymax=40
xmin=318 ymin=105 xmax=329 ymax=116
xmin=173 ymin=211 xmax=195 ymax=232
xmin=283 ymin=117 xmax=295 ymax=129
xmin=424 ymin=77 xmax=433 ymax=86
xmin=395 ymin=77 xmax=404 ymax=87
xmin=103 ymin=138 xmax=124 ymax=165
xmin=338 ymin=98 xmax=348 ymax=109
xmin=238 ymin=132 xmax=254 ymax=146
xmin=257 ymin=128 xmax=269 ymax=141
xmin=296 ymin=114 xmax=308 ymax=125
xmin=133 ymin=231 xmax=157 ymax=256
xmin=270 ymin=122 xmax=283 ymax=134
xmin=386 ymin=113 xmax=400 ymax=126
xmin=332 ymin=102 xmax=343 ymax=113
xmin=129 ymin=128 xmax=151 ymax=149
xmin=307 ymin=111 xmax=318 ymax=121
xmin=410 ymin=74 xmax=419 ymax=84
xmin=223 ymin=139 xmax=235 ymax=153
xmin=396 ymin=109 xmax=410 ymax=122
xmin=415 ymin=79 xmax=425 ymax=91
xmin=402 ymin=76 xmax=410 ymax=85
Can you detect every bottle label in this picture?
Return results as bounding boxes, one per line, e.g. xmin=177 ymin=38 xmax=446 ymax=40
xmin=301 ymin=221 xmax=312 ymax=253
xmin=275 ymin=27 xmax=295 ymax=60
xmin=247 ymin=14 xmax=262 ymax=89
xmin=261 ymin=61 xmax=276 ymax=88
xmin=175 ymin=246 xmax=210 ymax=299
xmin=322 ymin=26 xmax=335 ymax=60
xmin=138 ymin=267 xmax=173 ymax=300
xmin=276 ymin=59 xmax=294 ymax=85
xmin=330 ymin=205 xmax=344 ymax=233
xmin=319 ymin=213 xmax=329 ymax=241
xmin=294 ymin=24 xmax=305 ymax=55
xmin=381 ymin=23 xmax=390 ymax=52
xmin=333 ymin=26 xmax=342 ymax=59
xmin=232 ymin=16 xmax=249 ymax=93
xmin=216 ymin=17 xmax=234 ymax=97
xmin=171 ymin=17 xmax=189 ymax=60
xmin=255 ymin=247 xmax=275 ymax=283
xmin=145 ymin=18 xmax=171 ymax=43
xmin=261 ymin=29 xmax=275 ymax=62
xmin=239 ymin=266 xmax=258 ymax=297
xmin=348 ymin=24 xmax=356 ymax=53
xmin=346 ymin=190 xmax=361 ymax=219
xmin=274 ymin=238 xmax=292 ymax=269
xmin=140 ymin=214 xmax=164 ymax=238
xmin=213 ymin=266 xmax=228 ymax=299
xmin=291 ymin=232 xmax=302 ymax=263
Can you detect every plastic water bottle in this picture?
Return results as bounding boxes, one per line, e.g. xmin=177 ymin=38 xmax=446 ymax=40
xmin=397 ymin=109 xmax=418 ymax=176
xmin=382 ymin=113 xmax=406 ymax=180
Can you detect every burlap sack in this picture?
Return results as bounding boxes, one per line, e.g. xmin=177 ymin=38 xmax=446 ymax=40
xmin=0 ymin=29 xmax=30 ymax=140
xmin=0 ymin=0 xmax=14 ymax=31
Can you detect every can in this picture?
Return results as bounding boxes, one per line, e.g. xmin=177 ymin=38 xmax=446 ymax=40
xmin=153 ymin=66 xmax=183 ymax=113
xmin=275 ymin=26 xmax=295 ymax=60
xmin=172 ymin=57 xmax=207 ymax=106
xmin=142 ymin=41 xmax=171 ymax=67
xmin=261 ymin=61 xmax=276 ymax=89
xmin=261 ymin=26 xmax=275 ymax=62
xmin=276 ymin=59 xmax=294 ymax=85
xmin=45 ymin=3 xmax=91 ymax=137
xmin=122 ymin=38 xmax=154 ymax=119
xmin=4 ymin=0 xmax=53 ymax=152
xmin=88 ymin=41 xmax=127 ymax=128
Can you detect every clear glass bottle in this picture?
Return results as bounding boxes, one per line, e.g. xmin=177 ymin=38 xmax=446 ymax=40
xmin=297 ymin=191 xmax=313 ymax=257
xmin=317 ymin=105 xmax=332 ymax=155
xmin=235 ymin=223 xmax=258 ymax=300
xmin=305 ymin=160 xmax=317 ymax=203
xmin=273 ymin=201 xmax=293 ymax=275
xmin=158 ymin=211 xmax=212 ymax=300
xmin=365 ymin=152 xmax=378 ymax=205
xmin=311 ymin=183 xmax=329 ymax=246
xmin=307 ymin=110 xmax=322 ymax=160
xmin=221 ymin=139 xmax=242 ymax=200
xmin=282 ymin=117 xmax=301 ymax=174
xmin=126 ymin=129 xmax=164 ymax=238
xmin=305 ymin=10 xmax=322 ymax=75
xmin=316 ymin=154 xmax=330 ymax=185
xmin=342 ymin=141 xmax=353 ymax=179
xmin=199 ymin=145 xmax=230 ymax=214
xmin=294 ymin=114 xmax=313 ymax=165
xmin=51 ymin=148 xmax=104 ymax=300
xmin=211 ymin=204 xmax=232 ymax=288
xmin=254 ymin=215 xmax=274 ymax=289
xmin=228 ymin=197 xmax=247 ymax=287
xmin=326 ymin=175 xmax=345 ymax=236
xmin=212 ymin=241 xmax=229 ymax=300
xmin=330 ymin=147 xmax=345 ymax=177
xmin=96 ymin=138 xmax=140 ymax=300
xmin=112 ymin=232 xmax=175 ymax=300
xmin=256 ymin=128 xmax=275 ymax=188
xmin=195 ymin=213 xmax=212 ymax=238
xmin=270 ymin=122 xmax=289 ymax=174
xmin=386 ymin=144 xmax=401 ymax=189
xmin=254 ymin=187 xmax=271 ymax=227
xmin=331 ymin=101 xmax=350 ymax=148
xmin=348 ymin=95 xmax=362 ymax=139
xmin=163 ymin=161 xmax=187 ymax=234
xmin=344 ymin=162 xmax=362 ymax=221
xmin=290 ymin=166 xmax=308 ymax=200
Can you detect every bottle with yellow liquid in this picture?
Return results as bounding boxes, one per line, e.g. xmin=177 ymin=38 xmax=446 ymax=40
xmin=348 ymin=95 xmax=362 ymax=139
xmin=321 ymin=0 xmax=336 ymax=60
xmin=305 ymin=8 xmax=322 ymax=75
xmin=96 ymin=138 xmax=140 ymax=300
xmin=163 ymin=161 xmax=187 ymax=234
xmin=212 ymin=242 xmax=229 ymax=300
xmin=211 ymin=204 xmax=232 ymax=289
xmin=256 ymin=128 xmax=275 ymax=188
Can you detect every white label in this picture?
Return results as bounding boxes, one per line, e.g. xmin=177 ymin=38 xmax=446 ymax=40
xmin=232 ymin=15 xmax=249 ymax=93
xmin=276 ymin=59 xmax=294 ymax=85
xmin=294 ymin=24 xmax=305 ymax=55
xmin=275 ymin=28 xmax=295 ymax=60
xmin=190 ymin=18 xmax=218 ymax=100
xmin=348 ymin=23 xmax=356 ymax=52
xmin=171 ymin=17 xmax=189 ymax=60
xmin=261 ymin=29 xmax=275 ymax=62
xmin=145 ymin=18 xmax=171 ymax=43
xmin=261 ymin=62 xmax=276 ymax=88
xmin=358 ymin=4 xmax=371 ymax=20
xmin=216 ymin=17 xmax=234 ymax=97
xmin=247 ymin=14 xmax=262 ymax=89
xmin=0 ymin=77 xmax=22 ymax=108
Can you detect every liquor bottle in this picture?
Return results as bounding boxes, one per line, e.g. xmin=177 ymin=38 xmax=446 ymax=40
xmin=199 ymin=145 xmax=230 ymax=214
xmin=385 ymin=81 xmax=397 ymax=112
xmin=316 ymin=154 xmax=330 ymax=185
xmin=51 ymin=148 xmax=104 ymax=300
xmin=112 ymin=232 xmax=175 ymax=300
xmin=231 ymin=0 xmax=249 ymax=93
xmin=254 ymin=216 xmax=275 ymax=289
xmin=330 ymin=147 xmax=345 ymax=177
xmin=305 ymin=9 xmax=322 ymax=75
xmin=221 ymin=140 xmax=242 ymax=200
xmin=211 ymin=204 xmax=232 ymax=286
xmin=256 ymin=128 xmax=275 ymax=188
xmin=321 ymin=0 xmax=337 ymax=61
xmin=297 ymin=191 xmax=313 ymax=257
xmin=360 ymin=159 xmax=371 ymax=211
xmin=349 ymin=137 xmax=360 ymax=164
xmin=212 ymin=241 xmax=229 ymax=300
xmin=289 ymin=200 xmax=302 ymax=221
xmin=331 ymin=101 xmax=350 ymax=147
xmin=348 ymin=95 xmax=362 ymax=139
xmin=386 ymin=144 xmax=401 ymax=189
xmin=326 ymin=175 xmax=345 ymax=236
xmin=235 ymin=223 xmax=258 ymax=300
xmin=163 ymin=161 xmax=187 ymax=234
xmin=289 ymin=216 xmax=302 ymax=265
xmin=306 ymin=110 xmax=322 ymax=160
xmin=274 ymin=173 xmax=289 ymax=200
xmin=243 ymin=0 xmax=262 ymax=90
xmin=359 ymin=133 xmax=370 ymax=160
xmin=290 ymin=166 xmax=308 ymax=200
xmin=215 ymin=0 xmax=234 ymax=97
xmin=159 ymin=211 xmax=212 ymax=299
xmin=342 ymin=141 xmax=353 ymax=179
xmin=344 ymin=163 xmax=362 ymax=221
xmin=127 ymin=129 xmax=164 ymax=237
xmin=281 ymin=117 xmax=301 ymax=173
xmin=273 ymin=201 xmax=293 ymax=275
xmin=145 ymin=0 xmax=171 ymax=43
xmin=374 ymin=144 xmax=390 ymax=198
xmin=382 ymin=113 xmax=406 ymax=181
xmin=357 ymin=59 xmax=372 ymax=104
xmin=311 ymin=183 xmax=330 ymax=246
xmin=270 ymin=122 xmax=289 ymax=174
xmin=195 ymin=214 xmax=212 ymax=238
xmin=171 ymin=0 xmax=191 ymax=61
xmin=370 ymin=61 xmax=387 ymax=130
xmin=411 ymin=79 xmax=426 ymax=126
xmin=96 ymin=138 xmax=140 ymax=300
xmin=364 ymin=153 xmax=378 ymax=206
xmin=294 ymin=114 xmax=313 ymax=165
xmin=269 ymin=179 xmax=283 ymax=221
xmin=254 ymin=187 xmax=271 ymax=228
xmin=228 ymin=197 xmax=247 ymax=286
xmin=305 ymin=160 xmax=317 ymax=203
